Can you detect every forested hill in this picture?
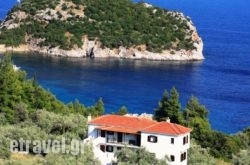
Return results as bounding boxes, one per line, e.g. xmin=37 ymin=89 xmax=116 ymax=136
xmin=0 ymin=55 xmax=249 ymax=164
xmin=0 ymin=0 xmax=200 ymax=54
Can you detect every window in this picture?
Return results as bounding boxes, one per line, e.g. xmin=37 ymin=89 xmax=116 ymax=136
xmin=101 ymin=130 xmax=105 ymax=137
xmin=117 ymin=147 xmax=121 ymax=150
xmin=181 ymin=152 xmax=187 ymax=162
xmin=183 ymin=135 xmax=189 ymax=145
xmin=147 ymin=135 xmax=158 ymax=143
xmin=171 ymin=138 xmax=174 ymax=144
xmin=107 ymin=131 xmax=114 ymax=135
xmin=129 ymin=140 xmax=136 ymax=145
xmin=170 ymin=155 xmax=175 ymax=162
xmin=106 ymin=145 xmax=114 ymax=152
xmin=100 ymin=145 xmax=105 ymax=152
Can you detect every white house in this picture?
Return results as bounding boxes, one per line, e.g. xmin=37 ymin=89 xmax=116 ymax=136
xmin=87 ymin=114 xmax=191 ymax=165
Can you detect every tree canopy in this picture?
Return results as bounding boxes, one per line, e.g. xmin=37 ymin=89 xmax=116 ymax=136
xmin=115 ymin=147 xmax=168 ymax=165
xmin=0 ymin=55 xmax=105 ymax=124
xmin=154 ymin=87 xmax=183 ymax=124
xmin=0 ymin=55 xmax=249 ymax=163
xmin=0 ymin=0 xmax=196 ymax=52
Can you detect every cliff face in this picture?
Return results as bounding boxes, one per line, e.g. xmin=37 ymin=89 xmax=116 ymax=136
xmin=0 ymin=0 xmax=204 ymax=61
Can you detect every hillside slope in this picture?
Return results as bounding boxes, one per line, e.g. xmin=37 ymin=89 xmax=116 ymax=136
xmin=0 ymin=0 xmax=204 ymax=60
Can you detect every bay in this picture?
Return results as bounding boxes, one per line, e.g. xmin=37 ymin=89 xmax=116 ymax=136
xmin=1 ymin=0 xmax=250 ymax=134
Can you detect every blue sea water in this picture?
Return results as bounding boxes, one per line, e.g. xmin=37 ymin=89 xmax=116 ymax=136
xmin=1 ymin=0 xmax=250 ymax=134
xmin=0 ymin=0 xmax=17 ymax=20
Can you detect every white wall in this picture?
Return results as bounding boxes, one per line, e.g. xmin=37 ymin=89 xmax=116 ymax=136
xmin=88 ymin=124 xmax=98 ymax=139
xmin=88 ymin=124 xmax=190 ymax=165
xmin=141 ymin=132 xmax=190 ymax=165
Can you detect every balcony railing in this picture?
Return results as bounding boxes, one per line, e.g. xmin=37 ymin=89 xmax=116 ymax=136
xmin=106 ymin=136 xmax=139 ymax=146
xmin=107 ymin=137 xmax=117 ymax=143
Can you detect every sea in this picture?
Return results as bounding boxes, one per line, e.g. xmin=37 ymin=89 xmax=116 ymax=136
xmin=0 ymin=0 xmax=250 ymax=134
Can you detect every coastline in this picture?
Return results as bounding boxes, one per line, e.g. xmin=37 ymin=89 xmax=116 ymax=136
xmin=0 ymin=4 xmax=204 ymax=61
xmin=0 ymin=44 xmax=29 ymax=53
xmin=0 ymin=39 xmax=204 ymax=61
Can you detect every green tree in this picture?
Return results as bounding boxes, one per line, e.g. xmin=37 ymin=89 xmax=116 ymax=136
xmin=154 ymin=87 xmax=183 ymax=124
xmin=67 ymin=99 xmax=87 ymax=115
xmin=234 ymin=127 xmax=250 ymax=149
xmin=188 ymin=140 xmax=217 ymax=165
xmin=0 ymin=135 xmax=11 ymax=159
xmin=13 ymin=102 xmax=28 ymax=123
xmin=183 ymin=96 xmax=211 ymax=140
xmin=89 ymin=98 xmax=104 ymax=117
xmin=232 ymin=149 xmax=250 ymax=165
xmin=154 ymin=90 xmax=169 ymax=122
xmin=183 ymin=96 xmax=208 ymax=120
xmin=0 ymin=0 xmax=196 ymax=52
xmin=0 ymin=55 xmax=24 ymax=122
xmin=183 ymin=96 xmax=241 ymax=160
xmin=44 ymin=143 xmax=101 ymax=165
xmin=116 ymin=106 xmax=128 ymax=115
xmin=115 ymin=147 xmax=168 ymax=165
xmin=166 ymin=87 xmax=183 ymax=124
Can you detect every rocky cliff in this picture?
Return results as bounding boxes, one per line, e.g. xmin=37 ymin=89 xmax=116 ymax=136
xmin=0 ymin=0 xmax=204 ymax=61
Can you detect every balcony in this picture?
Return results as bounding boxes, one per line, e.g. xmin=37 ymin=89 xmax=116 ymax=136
xmin=106 ymin=136 xmax=139 ymax=147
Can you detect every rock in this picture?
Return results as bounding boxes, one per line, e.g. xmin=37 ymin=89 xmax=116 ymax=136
xmin=0 ymin=1 xmax=204 ymax=61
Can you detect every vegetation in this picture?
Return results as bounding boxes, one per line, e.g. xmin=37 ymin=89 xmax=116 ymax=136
xmin=0 ymin=55 xmax=249 ymax=164
xmin=115 ymin=147 xmax=167 ymax=165
xmin=232 ymin=149 xmax=250 ymax=165
xmin=188 ymin=140 xmax=217 ymax=165
xmin=116 ymin=106 xmax=129 ymax=115
xmin=232 ymin=127 xmax=250 ymax=165
xmin=0 ymin=0 xmax=196 ymax=52
xmin=154 ymin=87 xmax=183 ymax=124
xmin=0 ymin=55 xmax=105 ymax=124
xmin=0 ymin=54 xmax=102 ymax=164
xmin=153 ymin=88 xmax=249 ymax=163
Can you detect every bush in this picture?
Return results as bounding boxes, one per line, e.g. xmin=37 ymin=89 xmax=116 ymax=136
xmin=0 ymin=0 xmax=196 ymax=52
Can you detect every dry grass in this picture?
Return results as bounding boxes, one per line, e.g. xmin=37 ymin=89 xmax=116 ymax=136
xmin=215 ymin=159 xmax=231 ymax=165
xmin=6 ymin=153 xmax=45 ymax=164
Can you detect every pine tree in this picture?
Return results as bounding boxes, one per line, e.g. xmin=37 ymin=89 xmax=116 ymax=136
xmin=183 ymin=96 xmax=211 ymax=141
xmin=167 ymin=87 xmax=183 ymax=124
xmin=94 ymin=98 xmax=104 ymax=116
xmin=183 ymin=96 xmax=209 ymax=122
xmin=117 ymin=106 xmax=128 ymax=115
xmin=0 ymin=55 xmax=24 ymax=122
xmin=154 ymin=90 xmax=169 ymax=122
xmin=154 ymin=87 xmax=183 ymax=124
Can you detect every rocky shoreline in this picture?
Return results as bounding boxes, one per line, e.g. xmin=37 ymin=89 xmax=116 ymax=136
xmin=0 ymin=19 xmax=204 ymax=61
xmin=0 ymin=35 xmax=204 ymax=61
xmin=0 ymin=6 xmax=204 ymax=61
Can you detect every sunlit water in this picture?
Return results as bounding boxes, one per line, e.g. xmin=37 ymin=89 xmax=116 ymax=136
xmin=1 ymin=0 xmax=250 ymax=134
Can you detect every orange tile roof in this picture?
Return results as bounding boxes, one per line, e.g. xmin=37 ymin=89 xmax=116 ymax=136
xmin=141 ymin=122 xmax=192 ymax=135
xmin=89 ymin=114 xmax=191 ymax=136
xmin=98 ymin=126 xmax=139 ymax=134
xmin=89 ymin=114 xmax=156 ymax=131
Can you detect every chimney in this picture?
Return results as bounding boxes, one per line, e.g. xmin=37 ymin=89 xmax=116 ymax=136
xmin=166 ymin=117 xmax=171 ymax=123
xmin=87 ymin=115 xmax=92 ymax=122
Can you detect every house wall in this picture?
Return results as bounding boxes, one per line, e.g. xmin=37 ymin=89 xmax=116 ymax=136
xmin=106 ymin=132 xmax=137 ymax=144
xmin=88 ymin=124 xmax=190 ymax=165
xmin=89 ymin=126 xmax=139 ymax=146
xmin=141 ymin=132 xmax=190 ymax=165
xmin=88 ymin=124 xmax=98 ymax=139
